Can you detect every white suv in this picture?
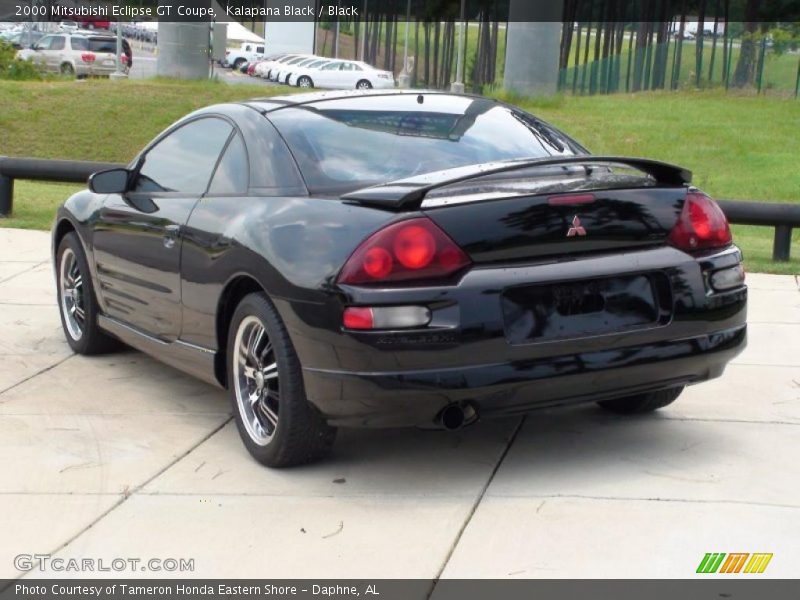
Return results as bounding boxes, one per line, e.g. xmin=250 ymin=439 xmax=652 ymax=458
xmin=17 ymin=33 xmax=130 ymax=77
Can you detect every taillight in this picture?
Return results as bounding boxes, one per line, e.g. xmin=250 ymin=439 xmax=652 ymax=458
xmin=337 ymin=217 xmax=471 ymax=285
xmin=81 ymin=52 xmax=96 ymax=63
xmin=668 ymin=191 xmax=731 ymax=251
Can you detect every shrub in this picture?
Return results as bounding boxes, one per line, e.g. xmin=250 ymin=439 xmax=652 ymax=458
xmin=0 ymin=40 xmax=46 ymax=80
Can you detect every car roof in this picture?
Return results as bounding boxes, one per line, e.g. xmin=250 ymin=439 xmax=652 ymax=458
xmin=241 ymin=90 xmax=493 ymax=114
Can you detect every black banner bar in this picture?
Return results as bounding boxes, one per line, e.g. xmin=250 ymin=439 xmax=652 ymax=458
xmin=1 ymin=0 xmax=799 ymax=23
xmin=1 ymin=580 xmax=799 ymax=600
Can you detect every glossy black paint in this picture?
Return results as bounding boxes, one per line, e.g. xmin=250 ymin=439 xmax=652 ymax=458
xmin=53 ymin=91 xmax=747 ymax=427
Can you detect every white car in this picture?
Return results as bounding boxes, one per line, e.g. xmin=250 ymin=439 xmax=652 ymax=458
xmin=17 ymin=33 xmax=129 ymax=77
xmin=268 ymin=54 xmax=314 ymax=81
xmin=289 ymin=59 xmax=395 ymax=90
xmin=255 ymin=54 xmax=299 ymax=79
xmin=287 ymin=58 xmax=336 ymax=87
xmin=59 ymin=21 xmax=79 ymax=33
xmin=274 ymin=56 xmax=324 ymax=84
xmin=224 ymin=42 xmax=266 ymax=70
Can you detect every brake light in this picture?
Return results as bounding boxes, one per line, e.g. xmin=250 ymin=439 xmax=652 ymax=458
xmin=668 ymin=191 xmax=731 ymax=251
xmin=338 ymin=217 xmax=471 ymax=285
xmin=343 ymin=307 xmax=374 ymax=329
xmin=81 ymin=52 xmax=96 ymax=63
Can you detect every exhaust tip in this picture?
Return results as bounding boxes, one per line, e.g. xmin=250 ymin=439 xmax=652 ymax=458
xmin=437 ymin=403 xmax=478 ymax=431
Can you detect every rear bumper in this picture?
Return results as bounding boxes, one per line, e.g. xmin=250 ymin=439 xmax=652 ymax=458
xmin=282 ymin=244 xmax=747 ymax=427
xmin=304 ymin=324 xmax=746 ymax=427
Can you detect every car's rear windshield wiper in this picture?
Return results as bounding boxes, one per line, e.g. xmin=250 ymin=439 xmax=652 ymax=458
xmin=341 ymin=155 xmax=692 ymax=209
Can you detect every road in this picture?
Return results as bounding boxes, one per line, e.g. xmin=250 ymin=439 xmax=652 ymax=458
xmin=0 ymin=228 xmax=798 ymax=584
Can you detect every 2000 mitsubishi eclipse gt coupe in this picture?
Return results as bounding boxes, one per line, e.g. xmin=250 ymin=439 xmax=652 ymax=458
xmin=52 ymin=91 xmax=747 ymax=467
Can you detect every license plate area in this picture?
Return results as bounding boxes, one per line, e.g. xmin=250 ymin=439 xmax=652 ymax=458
xmin=502 ymin=273 xmax=671 ymax=344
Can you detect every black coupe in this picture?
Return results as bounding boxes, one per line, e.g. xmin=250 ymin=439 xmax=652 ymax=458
xmin=53 ymin=91 xmax=747 ymax=467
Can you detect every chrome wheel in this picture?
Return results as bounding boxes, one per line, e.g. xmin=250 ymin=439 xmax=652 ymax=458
xmin=357 ymin=80 xmax=372 ymax=90
xmin=59 ymin=248 xmax=85 ymax=341
xmin=298 ymin=76 xmax=312 ymax=88
xmin=233 ymin=316 xmax=280 ymax=446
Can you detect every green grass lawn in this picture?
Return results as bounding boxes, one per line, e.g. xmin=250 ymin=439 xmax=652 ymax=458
xmin=1 ymin=79 xmax=797 ymax=274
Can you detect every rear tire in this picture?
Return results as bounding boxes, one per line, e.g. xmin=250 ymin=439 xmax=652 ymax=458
xmin=227 ymin=292 xmax=336 ymax=468
xmin=56 ymin=232 xmax=118 ymax=355
xmin=60 ymin=63 xmax=74 ymax=76
xmin=356 ymin=79 xmax=372 ymax=90
xmin=233 ymin=58 xmax=245 ymax=70
xmin=597 ymin=386 xmax=684 ymax=415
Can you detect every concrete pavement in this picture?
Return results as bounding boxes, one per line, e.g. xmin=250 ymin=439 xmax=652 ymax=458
xmin=0 ymin=228 xmax=798 ymax=583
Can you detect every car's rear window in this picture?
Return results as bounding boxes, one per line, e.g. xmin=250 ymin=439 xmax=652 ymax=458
xmin=267 ymin=95 xmax=585 ymax=195
xmin=88 ymin=37 xmax=116 ymax=53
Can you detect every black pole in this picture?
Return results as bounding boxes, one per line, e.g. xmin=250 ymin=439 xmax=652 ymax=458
xmin=773 ymin=225 xmax=793 ymax=262
xmin=0 ymin=174 xmax=13 ymax=218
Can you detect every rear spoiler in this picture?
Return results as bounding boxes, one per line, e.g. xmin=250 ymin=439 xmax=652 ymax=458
xmin=341 ymin=155 xmax=692 ymax=209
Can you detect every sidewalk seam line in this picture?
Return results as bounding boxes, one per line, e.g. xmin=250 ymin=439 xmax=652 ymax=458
xmin=427 ymin=416 xmax=526 ymax=597
xmin=5 ymin=416 xmax=232 ymax=585
xmin=0 ymin=354 xmax=74 ymax=399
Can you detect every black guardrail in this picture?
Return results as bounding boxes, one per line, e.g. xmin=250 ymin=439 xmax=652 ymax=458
xmin=0 ymin=156 xmax=798 ymax=261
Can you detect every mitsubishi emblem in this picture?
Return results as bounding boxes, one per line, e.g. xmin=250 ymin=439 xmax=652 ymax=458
xmin=567 ymin=215 xmax=587 ymax=237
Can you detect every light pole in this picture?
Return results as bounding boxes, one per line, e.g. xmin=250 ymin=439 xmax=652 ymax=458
xmin=398 ymin=0 xmax=411 ymax=87
xmin=110 ymin=21 xmax=127 ymax=80
xmin=450 ymin=0 xmax=465 ymax=93
xmin=361 ymin=0 xmax=368 ymax=61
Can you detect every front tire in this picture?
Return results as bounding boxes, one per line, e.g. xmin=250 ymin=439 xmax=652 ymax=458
xmin=297 ymin=75 xmax=313 ymax=88
xmin=56 ymin=232 xmax=118 ymax=355
xmin=227 ymin=292 xmax=336 ymax=468
xmin=598 ymin=386 xmax=684 ymax=415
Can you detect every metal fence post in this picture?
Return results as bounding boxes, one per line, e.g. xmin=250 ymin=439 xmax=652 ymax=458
xmin=0 ymin=174 xmax=13 ymax=218
xmin=773 ymin=225 xmax=793 ymax=262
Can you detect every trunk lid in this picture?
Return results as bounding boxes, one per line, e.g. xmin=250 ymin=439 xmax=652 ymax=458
xmin=422 ymin=177 xmax=686 ymax=264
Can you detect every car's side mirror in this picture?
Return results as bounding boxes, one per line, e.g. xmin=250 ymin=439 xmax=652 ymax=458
xmin=89 ymin=168 xmax=130 ymax=194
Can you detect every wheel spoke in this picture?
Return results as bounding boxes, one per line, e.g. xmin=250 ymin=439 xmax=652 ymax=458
xmin=249 ymin=326 xmax=265 ymax=362
xmin=258 ymin=399 xmax=279 ymax=430
xmin=74 ymin=305 xmax=85 ymax=321
xmin=262 ymin=362 xmax=278 ymax=381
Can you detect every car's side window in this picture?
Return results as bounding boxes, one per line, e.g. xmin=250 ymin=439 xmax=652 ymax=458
xmin=256 ymin=46 xmax=264 ymax=53
xmin=50 ymin=36 xmax=65 ymax=51
xmin=208 ymin=133 xmax=248 ymax=195
xmin=321 ymin=62 xmax=341 ymax=71
xmin=132 ymin=118 xmax=233 ymax=195
xmin=34 ymin=36 xmax=53 ymax=50
xmin=341 ymin=63 xmax=355 ymax=72
xmin=70 ymin=37 xmax=88 ymax=51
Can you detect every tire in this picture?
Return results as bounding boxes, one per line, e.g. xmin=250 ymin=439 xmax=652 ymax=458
xmin=233 ymin=58 xmax=245 ymax=70
xmin=356 ymin=79 xmax=373 ymax=90
xmin=227 ymin=292 xmax=336 ymax=468
xmin=297 ymin=75 xmax=313 ymax=88
xmin=597 ymin=386 xmax=684 ymax=415
xmin=56 ymin=232 xmax=118 ymax=355
xmin=60 ymin=63 xmax=74 ymax=76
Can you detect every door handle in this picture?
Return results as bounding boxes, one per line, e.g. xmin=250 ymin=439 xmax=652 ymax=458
xmin=163 ymin=224 xmax=181 ymax=249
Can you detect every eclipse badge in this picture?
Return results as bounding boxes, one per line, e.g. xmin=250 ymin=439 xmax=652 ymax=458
xmin=567 ymin=215 xmax=587 ymax=237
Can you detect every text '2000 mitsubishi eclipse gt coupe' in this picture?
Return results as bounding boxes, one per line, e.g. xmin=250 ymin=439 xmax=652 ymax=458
xmin=52 ymin=91 xmax=747 ymax=467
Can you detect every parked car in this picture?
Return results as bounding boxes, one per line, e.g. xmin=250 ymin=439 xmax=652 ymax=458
xmin=224 ymin=41 xmax=266 ymax=70
xmin=287 ymin=58 xmax=336 ymax=87
xmin=78 ymin=18 xmax=110 ymax=30
xmin=58 ymin=21 xmax=79 ymax=33
xmin=255 ymin=54 xmax=299 ymax=79
xmin=52 ymin=91 xmax=746 ymax=468
xmin=267 ymin=54 xmax=314 ymax=81
xmin=1 ymin=29 xmax=43 ymax=50
xmin=17 ymin=33 xmax=131 ymax=76
xmin=273 ymin=56 xmax=322 ymax=84
xmin=293 ymin=59 xmax=395 ymax=89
